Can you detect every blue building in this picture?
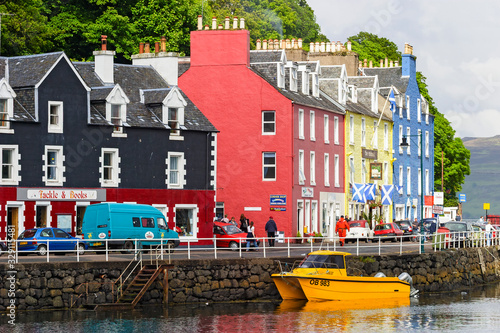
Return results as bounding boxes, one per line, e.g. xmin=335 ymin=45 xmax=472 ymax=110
xmin=363 ymin=44 xmax=435 ymax=222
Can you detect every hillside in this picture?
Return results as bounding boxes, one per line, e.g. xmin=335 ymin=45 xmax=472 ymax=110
xmin=461 ymin=136 xmax=500 ymax=218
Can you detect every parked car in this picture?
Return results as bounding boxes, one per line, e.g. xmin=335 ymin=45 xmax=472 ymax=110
xmin=213 ymin=221 xmax=259 ymax=250
xmin=394 ymin=220 xmax=415 ymax=241
xmin=17 ymin=228 xmax=87 ymax=256
xmin=440 ymin=221 xmax=472 ymax=247
xmin=345 ymin=220 xmax=373 ymax=243
xmin=373 ymin=223 xmax=404 ymax=242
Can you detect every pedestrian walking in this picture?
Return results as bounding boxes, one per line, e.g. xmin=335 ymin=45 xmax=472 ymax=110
xmin=265 ymin=216 xmax=278 ymax=247
xmin=335 ymin=216 xmax=350 ymax=246
xmin=246 ymin=221 xmax=258 ymax=251
xmin=485 ymin=220 xmax=493 ymax=246
xmin=239 ymin=214 xmax=248 ymax=233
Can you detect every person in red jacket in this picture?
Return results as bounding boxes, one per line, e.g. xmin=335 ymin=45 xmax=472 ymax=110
xmin=335 ymin=216 xmax=350 ymax=246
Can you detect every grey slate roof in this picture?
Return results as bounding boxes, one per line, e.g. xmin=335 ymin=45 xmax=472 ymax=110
xmin=348 ymin=76 xmax=376 ymax=89
xmin=74 ymin=62 xmax=217 ymax=132
xmin=319 ymin=66 xmax=343 ymax=78
xmin=363 ymin=67 xmax=409 ymax=96
xmin=250 ymin=61 xmax=344 ymax=115
xmin=346 ymin=100 xmax=390 ymax=121
xmin=178 ymin=62 xmax=190 ymax=77
xmin=250 ymin=50 xmax=284 ymax=63
xmin=6 ymin=52 xmax=63 ymax=88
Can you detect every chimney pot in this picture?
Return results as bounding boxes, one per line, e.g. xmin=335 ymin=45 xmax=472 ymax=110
xmin=256 ymin=39 xmax=261 ymax=50
xmin=298 ymin=38 xmax=302 ymax=49
xmin=286 ymin=39 xmax=290 ymax=49
xmin=395 ymin=60 xmax=399 ymax=67
xmin=263 ymin=39 xmax=268 ymax=50
xmin=233 ymin=17 xmax=238 ymax=29
xmin=347 ymin=41 xmax=352 ymax=51
xmin=101 ymin=35 xmax=107 ymax=51
xmin=145 ymin=43 xmax=150 ymax=53
xmin=212 ymin=17 xmax=217 ymax=30
xmin=390 ymin=60 xmax=393 ymax=67
xmin=204 ymin=25 xmax=209 ymax=30
xmin=197 ymin=15 xmax=203 ymax=30
xmin=380 ymin=59 xmax=384 ymax=67
xmin=315 ymin=42 xmax=320 ymax=52
xmin=369 ymin=60 xmax=373 ymax=68
xmin=309 ymin=42 xmax=314 ymax=52
xmin=364 ymin=59 xmax=368 ymax=67
xmin=326 ymin=43 xmax=331 ymax=53
xmin=218 ymin=24 xmax=223 ymax=29
xmin=225 ymin=16 xmax=230 ymax=30
xmin=239 ymin=17 xmax=245 ymax=29
xmin=320 ymin=41 xmax=325 ymax=52
xmin=139 ymin=42 xmax=144 ymax=54
xmin=161 ymin=36 xmax=166 ymax=53
xmin=384 ymin=57 xmax=388 ymax=67
xmin=154 ymin=42 xmax=159 ymax=53
xmin=274 ymin=39 xmax=279 ymax=50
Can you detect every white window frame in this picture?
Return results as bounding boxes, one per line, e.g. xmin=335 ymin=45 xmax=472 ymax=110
xmin=407 ymin=167 xmax=411 ymax=195
xmin=166 ymin=152 xmax=185 ymax=189
xmin=312 ymin=73 xmax=319 ymax=97
xmin=310 ymin=111 xmax=315 ymax=141
xmin=399 ymin=166 xmax=403 ymax=187
xmin=406 ymin=127 xmax=411 ymax=155
xmin=384 ymin=162 xmax=389 ymax=185
xmin=100 ymin=148 xmax=120 ymax=187
xmin=334 ymin=117 xmax=339 ymax=144
xmin=418 ymin=129 xmax=422 ymax=157
xmin=310 ymin=151 xmax=316 ymax=185
xmin=399 ymin=125 xmax=403 ymax=154
xmin=418 ymin=168 xmax=422 ymax=195
xmin=425 ymin=169 xmax=430 ymax=195
xmin=384 ymin=123 xmax=389 ymax=150
xmin=324 ymin=153 xmax=330 ymax=187
xmin=48 ymin=101 xmax=63 ymax=133
xmin=406 ymin=96 xmax=410 ymax=119
xmin=334 ymin=154 xmax=340 ymax=187
xmin=263 ymin=152 xmax=276 ymax=181
xmin=174 ymin=204 xmax=199 ymax=239
xmin=277 ymin=63 xmax=285 ymax=88
xmin=324 ymin=115 xmax=329 ymax=144
xmin=43 ymin=145 xmax=65 ymax=186
xmin=311 ymin=201 xmax=318 ymax=233
xmin=361 ymin=118 xmax=366 ymax=147
xmin=0 ymin=79 xmax=16 ymax=134
xmin=110 ymin=104 xmax=125 ymax=135
xmin=349 ymin=116 xmax=355 ymax=145
xmin=298 ymin=109 xmax=304 ymax=140
xmin=425 ymin=131 xmax=430 ymax=157
xmin=417 ymin=99 xmax=421 ymax=122
xmin=361 ymin=158 xmax=366 ymax=183
xmin=349 ymin=157 xmax=355 ymax=185
xmin=299 ymin=150 xmax=305 ymax=184
xmin=0 ymin=145 xmax=21 ymax=185
xmin=262 ymin=110 xmax=276 ymax=135
xmin=290 ymin=66 xmax=298 ymax=92
xmin=373 ymin=120 xmax=378 ymax=148
xmin=167 ymin=107 xmax=182 ymax=136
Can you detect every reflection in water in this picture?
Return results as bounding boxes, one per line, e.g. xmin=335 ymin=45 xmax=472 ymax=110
xmin=3 ymin=283 xmax=500 ymax=332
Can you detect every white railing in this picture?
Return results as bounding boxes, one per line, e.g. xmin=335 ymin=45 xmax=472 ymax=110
xmin=1 ymin=230 xmax=498 ymax=263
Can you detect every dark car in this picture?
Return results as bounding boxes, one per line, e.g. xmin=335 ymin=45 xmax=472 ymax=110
xmin=213 ymin=221 xmax=259 ymax=251
xmin=17 ymin=228 xmax=87 ymax=256
xmin=440 ymin=222 xmax=472 ymax=247
xmin=394 ymin=220 xmax=415 ymax=241
xmin=374 ymin=223 xmax=404 ymax=242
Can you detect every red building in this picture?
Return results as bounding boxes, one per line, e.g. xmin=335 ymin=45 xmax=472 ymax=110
xmin=179 ymin=19 xmax=345 ymax=238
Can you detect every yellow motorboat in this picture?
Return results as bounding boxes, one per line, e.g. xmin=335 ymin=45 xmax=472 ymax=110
xmin=272 ymin=250 xmax=418 ymax=301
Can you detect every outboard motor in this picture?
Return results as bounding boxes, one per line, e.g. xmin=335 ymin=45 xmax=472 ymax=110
xmin=398 ymin=272 xmax=419 ymax=297
xmin=374 ymin=272 xmax=386 ymax=278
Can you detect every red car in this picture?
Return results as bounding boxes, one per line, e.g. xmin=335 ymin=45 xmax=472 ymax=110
xmin=374 ymin=223 xmax=404 ymax=242
xmin=213 ymin=221 xmax=249 ymax=250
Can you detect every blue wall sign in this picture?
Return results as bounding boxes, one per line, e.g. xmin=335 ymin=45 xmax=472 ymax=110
xmin=459 ymin=193 xmax=466 ymax=203
xmin=270 ymin=195 xmax=287 ymax=206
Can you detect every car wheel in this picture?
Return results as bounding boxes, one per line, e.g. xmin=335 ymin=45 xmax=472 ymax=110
xmin=163 ymin=240 xmax=175 ymax=254
xmin=37 ymin=244 xmax=47 ymax=256
xmin=76 ymin=243 xmax=85 ymax=255
xmin=382 ymin=239 xmax=386 ymax=243
xmin=229 ymin=241 xmax=239 ymax=251
xmin=121 ymin=241 xmax=135 ymax=254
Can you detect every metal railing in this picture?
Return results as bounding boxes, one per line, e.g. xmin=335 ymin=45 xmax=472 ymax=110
xmin=2 ymin=230 xmax=499 ymax=263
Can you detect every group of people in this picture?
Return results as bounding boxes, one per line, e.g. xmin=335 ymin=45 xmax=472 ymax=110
xmin=219 ymin=214 xmax=278 ymax=250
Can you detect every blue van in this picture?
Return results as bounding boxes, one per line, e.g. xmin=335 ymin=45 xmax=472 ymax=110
xmin=82 ymin=203 xmax=180 ymax=252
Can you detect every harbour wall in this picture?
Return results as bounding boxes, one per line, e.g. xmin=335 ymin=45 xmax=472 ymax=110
xmin=2 ymin=247 xmax=500 ymax=310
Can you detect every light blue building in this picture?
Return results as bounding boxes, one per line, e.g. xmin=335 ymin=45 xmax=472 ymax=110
xmin=364 ymin=44 xmax=435 ymax=222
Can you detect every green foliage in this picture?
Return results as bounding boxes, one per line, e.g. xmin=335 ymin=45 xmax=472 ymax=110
xmin=358 ymin=256 xmax=376 ymax=263
xmin=416 ymin=72 xmax=471 ymax=206
xmin=348 ymin=32 xmax=401 ymax=65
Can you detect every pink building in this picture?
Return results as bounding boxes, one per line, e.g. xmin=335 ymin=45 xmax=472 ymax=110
xmin=179 ymin=19 xmax=345 ymax=238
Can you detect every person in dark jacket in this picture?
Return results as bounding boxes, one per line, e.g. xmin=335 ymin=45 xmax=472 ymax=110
xmin=265 ymin=216 xmax=278 ymax=247
xmin=239 ymin=214 xmax=248 ymax=232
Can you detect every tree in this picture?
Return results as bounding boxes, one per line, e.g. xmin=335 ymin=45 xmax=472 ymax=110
xmin=348 ymin=32 xmax=401 ymax=65
xmin=417 ymin=72 xmax=470 ymax=206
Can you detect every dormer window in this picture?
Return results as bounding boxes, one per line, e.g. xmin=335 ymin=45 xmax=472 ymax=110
xmin=348 ymin=85 xmax=357 ymax=103
xmin=168 ymin=108 xmax=180 ymax=135
xmin=277 ymin=63 xmax=285 ymax=88
xmin=48 ymin=101 xmax=63 ymax=133
xmin=106 ymin=85 xmax=129 ymax=138
xmin=0 ymin=78 xmax=16 ymax=134
xmin=311 ymin=73 xmax=319 ymax=97
xmin=162 ymin=87 xmax=187 ymax=140
xmin=290 ymin=66 xmax=298 ymax=92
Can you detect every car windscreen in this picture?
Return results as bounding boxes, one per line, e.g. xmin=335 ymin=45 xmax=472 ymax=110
xmin=299 ymin=254 xmax=345 ymax=269
xmin=445 ymin=223 xmax=467 ymax=232
xmin=223 ymin=224 xmax=244 ymax=235
xmin=19 ymin=229 xmax=36 ymax=239
xmin=349 ymin=221 xmax=365 ymax=228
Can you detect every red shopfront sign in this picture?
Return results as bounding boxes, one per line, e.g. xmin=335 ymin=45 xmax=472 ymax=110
xmin=424 ymin=195 xmax=434 ymax=206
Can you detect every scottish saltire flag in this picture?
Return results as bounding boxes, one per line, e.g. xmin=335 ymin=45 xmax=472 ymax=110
xmin=395 ymin=185 xmax=403 ymax=195
xmin=352 ymin=183 xmax=365 ymax=202
xmin=381 ymin=185 xmax=394 ymax=205
xmin=364 ymin=183 xmax=376 ymax=201
xmin=389 ymin=89 xmax=396 ymax=112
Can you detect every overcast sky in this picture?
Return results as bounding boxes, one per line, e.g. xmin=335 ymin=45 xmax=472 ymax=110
xmin=308 ymin=0 xmax=500 ymax=139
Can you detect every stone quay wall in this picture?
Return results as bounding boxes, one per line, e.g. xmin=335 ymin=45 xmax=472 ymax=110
xmin=1 ymin=247 xmax=500 ymax=311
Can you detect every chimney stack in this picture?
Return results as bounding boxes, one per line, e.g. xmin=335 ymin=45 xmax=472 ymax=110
xmin=93 ymin=35 xmax=115 ymax=84
xmin=197 ymin=15 xmax=203 ymax=30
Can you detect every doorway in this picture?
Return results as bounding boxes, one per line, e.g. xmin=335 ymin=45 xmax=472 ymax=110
xmin=36 ymin=205 xmax=48 ymax=228
xmin=76 ymin=206 xmax=87 ymax=236
xmin=7 ymin=207 xmax=19 ymax=239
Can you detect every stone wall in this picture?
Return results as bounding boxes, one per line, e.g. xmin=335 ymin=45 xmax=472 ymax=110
xmin=2 ymin=247 xmax=500 ymax=311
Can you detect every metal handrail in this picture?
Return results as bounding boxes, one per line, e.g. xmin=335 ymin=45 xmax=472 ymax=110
xmin=114 ymin=251 xmax=143 ymax=298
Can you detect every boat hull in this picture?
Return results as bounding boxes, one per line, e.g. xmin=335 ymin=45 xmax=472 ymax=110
xmin=296 ymin=275 xmax=410 ymax=301
xmin=271 ymin=274 xmax=307 ymax=300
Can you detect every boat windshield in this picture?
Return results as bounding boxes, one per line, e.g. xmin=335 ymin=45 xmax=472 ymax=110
xmin=299 ymin=254 xmax=345 ymax=269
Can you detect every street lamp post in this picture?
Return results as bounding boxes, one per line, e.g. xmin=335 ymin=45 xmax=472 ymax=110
xmin=400 ymin=133 xmax=425 ymax=253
